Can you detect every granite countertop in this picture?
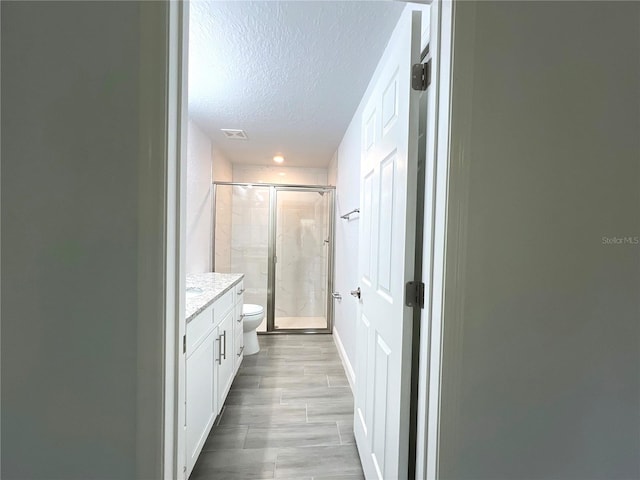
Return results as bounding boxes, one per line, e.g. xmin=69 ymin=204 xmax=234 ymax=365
xmin=185 ymin=272 xmax=244 ymax=322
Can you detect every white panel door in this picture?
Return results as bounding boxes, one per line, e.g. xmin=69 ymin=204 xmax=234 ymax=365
xmin=354 ymin=9 xmax=421 ymax=480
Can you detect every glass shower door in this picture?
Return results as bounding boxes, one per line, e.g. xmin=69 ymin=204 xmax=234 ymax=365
xmin=273 ymin=188 xmax=332 ymax=331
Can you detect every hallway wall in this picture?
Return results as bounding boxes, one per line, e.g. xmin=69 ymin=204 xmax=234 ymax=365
xmin=1 ymin=2 xmax=171 ymax=478
xmin=437 ymin=2 xmax=640 ymax=478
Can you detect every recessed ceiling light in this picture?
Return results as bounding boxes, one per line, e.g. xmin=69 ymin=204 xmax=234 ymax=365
xmin=273 ymin=155 xmax=284 ymax=164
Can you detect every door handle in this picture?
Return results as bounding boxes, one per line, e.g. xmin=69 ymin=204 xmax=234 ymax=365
xmin=350 ymin=287 xmax=361 ymax=299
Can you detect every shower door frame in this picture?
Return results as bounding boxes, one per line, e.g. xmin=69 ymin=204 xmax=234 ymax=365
xmin=212 ymin=182 xmax=335 ymax=334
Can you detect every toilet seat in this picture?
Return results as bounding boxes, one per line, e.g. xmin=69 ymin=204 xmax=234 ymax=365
xmin=243 ymin=304 xmax=264 ymax=317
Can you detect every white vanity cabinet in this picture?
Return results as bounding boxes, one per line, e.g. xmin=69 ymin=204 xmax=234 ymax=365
xmin=184 ymin=274 xmax=244 ymax=478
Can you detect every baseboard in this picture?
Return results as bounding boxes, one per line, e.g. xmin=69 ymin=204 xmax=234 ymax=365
xmin=332 ymin=327 xmax=355 ymax=393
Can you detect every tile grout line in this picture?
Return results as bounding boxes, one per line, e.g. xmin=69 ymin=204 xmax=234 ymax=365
xmin=336 ymin=421 xmax=343 ymax=445
xmin=273 ymin=446 xmax=279 ymax=479
xmin=242 ymin=425 xmax=250 ymax=449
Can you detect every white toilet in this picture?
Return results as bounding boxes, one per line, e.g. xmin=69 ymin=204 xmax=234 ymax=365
xmin=242 ymin=304 xmax=264 ymax=355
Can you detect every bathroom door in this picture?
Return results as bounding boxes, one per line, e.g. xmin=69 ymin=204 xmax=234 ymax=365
xmin=353 ymin=9 xmax=422 ymax=479
xmin=271 ymin=187 xmax=333 ymax=332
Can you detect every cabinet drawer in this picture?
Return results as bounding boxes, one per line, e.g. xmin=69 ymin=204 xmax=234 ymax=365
xmin=186 ymin=304 xmax=214 ymax=356
xmin=213 ymin=290 xmax=234 ymax=324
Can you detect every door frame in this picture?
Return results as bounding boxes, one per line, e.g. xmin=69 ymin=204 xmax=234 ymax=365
xmin=161 ymin=1 xmax=458 ymax=478
xmin=414 ymin=1 xmax=465 ymax=479
xmin=161 ymin=1 xmax=188 ymax=479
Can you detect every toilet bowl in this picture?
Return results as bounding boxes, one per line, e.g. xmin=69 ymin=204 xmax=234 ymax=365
xmin=242 ymin=304 xmax=264 ymax=355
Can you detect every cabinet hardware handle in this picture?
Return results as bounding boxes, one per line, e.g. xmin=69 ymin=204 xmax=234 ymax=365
xmin=237 ymin=346 xmax=244 ymax=357
xmin=237 ymin=288 xmax=245 ymax=295
xmin=216 ymin=336 xmax=222 ymax=364
xmin=222 ymin=331 xmax=227 ymax=360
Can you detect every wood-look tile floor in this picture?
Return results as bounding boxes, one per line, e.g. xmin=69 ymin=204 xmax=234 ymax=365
xmin=190 ymin=334 xmax=364 ymax=480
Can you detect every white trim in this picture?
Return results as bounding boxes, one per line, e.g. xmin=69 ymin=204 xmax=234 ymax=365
xmin=430 ymin=2 xmax=476 ymax=478
xmin=332 ymin=327 xmax=355 ymax=393
xmin=417 ymin=2 xmax=477 ymax=479
xmin=164 ymin=2 xmax=189 ymax=479
xmin=421 ymin=1 xmax=457 ymax=479
xmin=137 ymin=3 xmax=171 ymax=478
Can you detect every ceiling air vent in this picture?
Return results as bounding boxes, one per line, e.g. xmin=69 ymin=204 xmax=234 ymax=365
xmin=221 ymin=129 xmax=248 ymax=140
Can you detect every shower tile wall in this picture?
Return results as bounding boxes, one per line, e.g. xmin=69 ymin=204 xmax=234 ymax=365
xmin=274 ymin=191 xmax=328 ymax=320
xmin=214 ymin=185 xmax=232 ymax=272
xmin=229 ymin=186 xmax=270 ymax=311
xmin=233 ymin=165 xmax=328 ymax=186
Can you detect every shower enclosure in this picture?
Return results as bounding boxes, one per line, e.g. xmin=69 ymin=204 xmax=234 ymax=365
xmin=213 ymin=182 xmax=335 ymax=333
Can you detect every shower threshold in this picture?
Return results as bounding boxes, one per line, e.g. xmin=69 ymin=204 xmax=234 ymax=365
xmin=257 ymin=316 xmax=330 ymax=333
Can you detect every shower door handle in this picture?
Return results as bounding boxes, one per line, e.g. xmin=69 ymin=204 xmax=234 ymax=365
xmin=350 ymin=287 xmax=361 ymax=299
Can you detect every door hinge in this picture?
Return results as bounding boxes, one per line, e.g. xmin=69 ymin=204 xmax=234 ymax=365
xmin=411 ymin=60 xmax=431 ymax=91
xmin=405 ymin=281 xmax=425 ymax=309
xmin=183 ymin=335 xmax=186 ymax=354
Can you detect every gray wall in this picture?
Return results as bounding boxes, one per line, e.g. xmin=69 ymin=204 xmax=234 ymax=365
xmin=2 ymin=2 xmax=168 ymax=478
xmin=439 ymin=2 xmax=640 ymax=479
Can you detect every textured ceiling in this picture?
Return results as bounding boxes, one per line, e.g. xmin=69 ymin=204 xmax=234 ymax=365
xmin=188 ymin=1 xmax=405 ymax=168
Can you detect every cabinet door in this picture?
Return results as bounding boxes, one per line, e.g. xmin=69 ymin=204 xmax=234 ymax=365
xmin=186 ymin=328 xmax=216 ymax=476
xmin=216 ymin=309 xmax=235 ymax=409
